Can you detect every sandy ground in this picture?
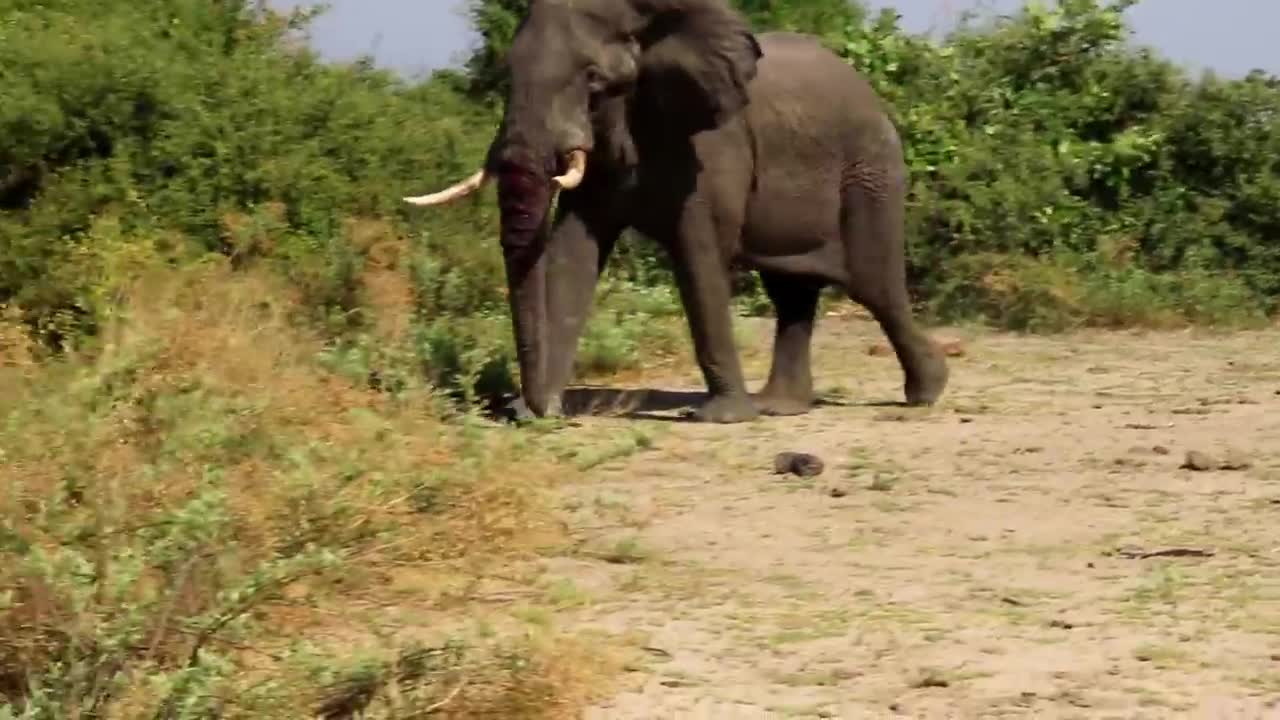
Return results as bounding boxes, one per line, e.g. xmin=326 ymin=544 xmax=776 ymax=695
xmin=536 ymin=315 xmax=1280 ymax=719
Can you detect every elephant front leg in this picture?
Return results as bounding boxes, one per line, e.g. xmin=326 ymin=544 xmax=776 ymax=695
xmin=669 ymin=220 xmax=758 ymax=424
xmin=540 ymin=206 xmax=620 ymax=416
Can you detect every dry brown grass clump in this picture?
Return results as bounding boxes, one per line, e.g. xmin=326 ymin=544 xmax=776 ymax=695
xmin=0 ymin=258 xmax=603 ymax=717
xmin=347 ymin=217 xmax=417 ymax=344
xmin=435 ymin=634 xmax=625 ymax=720
xmin=0 ymin=304 xmax=34 ymax=371
xmin=305 ymin=633 xmax=626 ymax=720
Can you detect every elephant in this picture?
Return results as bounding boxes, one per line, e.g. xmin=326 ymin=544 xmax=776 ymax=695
xmin=404 ymin=0 xmax=949 ymax=423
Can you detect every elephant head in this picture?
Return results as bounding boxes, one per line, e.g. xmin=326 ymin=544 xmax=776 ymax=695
xmin=404 ymin=0 xmax=762 ymax=415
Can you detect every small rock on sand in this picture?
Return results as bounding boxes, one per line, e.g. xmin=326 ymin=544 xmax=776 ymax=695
xmin=773 ymin=452 xmax=825 ymax=478
xmin=1181 ymin=449 xmax=1252 ymax=471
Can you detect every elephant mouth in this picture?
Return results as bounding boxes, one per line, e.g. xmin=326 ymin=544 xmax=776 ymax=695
xmin=496 ymin=162 xmax=554 ymax=241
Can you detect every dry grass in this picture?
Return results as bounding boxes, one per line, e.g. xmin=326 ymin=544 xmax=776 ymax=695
xmin=0 ymin=304 xmax=34 ymax=370
xmin=0 ymin=256 xmax=611 ymax=718
xmin=283 ymin=631 xmax=628 ymax=720
xmin=434 ymin=633 xmax=627 ymax=720
xmin=347 ymin=218 xmax=417 ymax=345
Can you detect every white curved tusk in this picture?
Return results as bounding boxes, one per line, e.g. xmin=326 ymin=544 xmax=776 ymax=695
xmin=551 ymin=150 xmax=587 ymax=190
xmin=403 ymin=169 xmax=488 ymax=206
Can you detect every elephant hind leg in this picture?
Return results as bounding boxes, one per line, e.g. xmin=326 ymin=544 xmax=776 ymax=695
xmin=840 ymin=166 xmax=948 ymax=406
xmin=755 ymin=271 xmax=821 ymax=416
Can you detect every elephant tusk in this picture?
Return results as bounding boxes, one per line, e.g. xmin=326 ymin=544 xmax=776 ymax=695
xmin=551 ymin=150 xmax=587 ymax=190
xmin=403 ymin=169 xmax=488 ymax=206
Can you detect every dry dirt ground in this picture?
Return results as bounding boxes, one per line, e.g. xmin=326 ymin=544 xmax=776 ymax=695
xmin=533 ymin=314 xmax=1280 ymax=719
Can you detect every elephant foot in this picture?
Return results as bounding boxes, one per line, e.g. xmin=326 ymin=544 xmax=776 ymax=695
xmin=692 ymin=393 xmax=760 ymax=424
xmin=543 ymin=394 xmax=565 ymax=417
xmin=503 ymin=394 xmax=566 ymax=422
xmin=753 ymin=388 xmax=814 ymax=416
xmin=904 ymin=352 xmax=949 ymax=407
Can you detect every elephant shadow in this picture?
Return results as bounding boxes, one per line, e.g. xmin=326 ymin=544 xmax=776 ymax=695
xmin=557 ymin=385 xmax=907 ymax=422
xmin=560 ymin=386 xmax=704 ymax=421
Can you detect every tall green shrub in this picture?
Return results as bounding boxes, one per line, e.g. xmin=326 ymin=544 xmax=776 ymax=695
xmin=2 ymin=0 xmax=1277 ymax=359
xmin=0 ymin=0 xmax=502 ymax=342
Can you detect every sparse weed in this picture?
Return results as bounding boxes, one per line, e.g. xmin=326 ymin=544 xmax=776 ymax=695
xmin=565 ymin=430 xmax=656 ymax=472
xmin=868 ymin=474 xmax=899 ymax=492
xmin=543 ymin=577 xmax=593 ymax=609
xmin=1132 ymin=643 xmax=1193 ymax=670
xmin=598 ymin=536 xmax=652 ymax=565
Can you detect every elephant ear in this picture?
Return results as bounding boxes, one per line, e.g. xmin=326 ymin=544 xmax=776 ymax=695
xmin=630 ymin=0 xmax=762 ymax=136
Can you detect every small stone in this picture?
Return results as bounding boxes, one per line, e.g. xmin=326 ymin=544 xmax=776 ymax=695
xmin=1219 ymin=449 xmax=1253 ymax=471
xmin=1181 ymin=449 xmax=1252 ymax=471
xmin=773 ymin=452 xmax=825 ymax=478
xmin=1181 ymin=450 xmax=1219 ymax=471
xmin=867 ymin=342 xmax=892 ymax=357
xmin=1152 ymin=445 xmax=1170 ymax=455
xmin=828 ymin=485 xmax=848 ymax=498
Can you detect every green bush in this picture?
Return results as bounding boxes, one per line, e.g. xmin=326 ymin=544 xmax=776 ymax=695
xmin=0 ymin=0 xmax=500 ymax=338
xmin=2 ymin=0 xmax=1278 ymax=378
xmin=840 ymin=0 xmax=1279 ymax=326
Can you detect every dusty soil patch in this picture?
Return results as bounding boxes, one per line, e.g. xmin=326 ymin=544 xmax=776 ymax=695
xmin=539 ymin=317 xmax=1280 ymax=718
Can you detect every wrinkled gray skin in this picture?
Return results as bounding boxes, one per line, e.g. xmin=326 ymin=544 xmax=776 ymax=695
xmin=410 ymin=0 xmax=949 ymax=423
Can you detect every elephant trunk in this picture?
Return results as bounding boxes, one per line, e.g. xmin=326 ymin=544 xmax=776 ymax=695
xmin=504 ymin=241 xmax=551 ymax=416
xmin=497 ymin=155 xmax=557 ymax=416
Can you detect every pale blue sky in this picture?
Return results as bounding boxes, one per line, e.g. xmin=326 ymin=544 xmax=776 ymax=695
xmin=272 ymin=1 xmax=1277 ymax=80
